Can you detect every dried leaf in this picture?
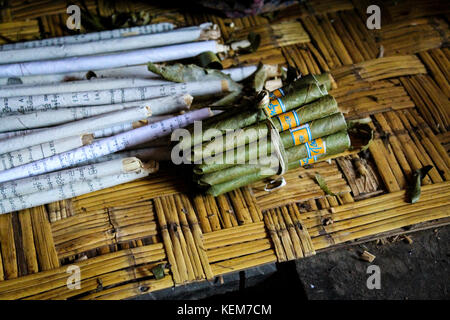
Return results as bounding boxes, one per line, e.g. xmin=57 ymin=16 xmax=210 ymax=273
xmin=253 ymin=64 xmax=268 ymax=92
xmin=147 ymin=62 xmax=243 ymax=106
xmin=195 ymin=51 xmax=223 ymax=70
xmin=315 ymin=173 xmax=337 ymax=196
xmin=151 ymin=263 xmax=166 ymax=280
xmin=408 ymin=165 xmax=433 ymax=203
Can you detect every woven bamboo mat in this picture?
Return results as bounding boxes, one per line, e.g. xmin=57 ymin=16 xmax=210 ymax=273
xmin=0 ymin=0 xmax=449 ymax=299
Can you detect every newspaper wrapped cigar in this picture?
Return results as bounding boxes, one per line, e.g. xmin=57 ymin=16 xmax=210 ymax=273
xmin=0 ymin=40 xmax=227 ymax=77
xmin=0 ymin=157 xmax=142 ymax=199
xmin=0 ymin=65 xmax=257 ymax=87
xmin=0 ymin=94 xmax=192 ymax=131
xmin=194 ymin=112 xmax=347 ymax=173
xmin=204 ymin=131 xmax=351 ymax=196
xmin=0 ymin=80 xmax=225 ymax=114
xmin=0 ymin=134 xmax=92 ymax=171
xmin=0 ymin=161 xmax=158 ymax=215
xmin=86 ymin=147 xmax=171 ymax=164
xmin=0 ymin=22 xmax=175 ymax=51
xmin=0 ymin=106 xmax=152 ymax=154
xmin=0 ymin=77 xmax=172 ymax=98
xmin=92 ymin=115 xmax=174 ymax=139
xmin=0 ymin=23 xmax=219 ymax=63
xmin=179 ymin=83 xmax=327 ymax=151
xmin=199 ymin=95 xmax=339 ymax=157
xmin=0 ymin=108 xmax=212 ymax=183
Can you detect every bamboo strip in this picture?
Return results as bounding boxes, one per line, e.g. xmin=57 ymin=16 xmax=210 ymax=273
xmin=211 ymin=250 xmax=277 ymax=276
xmin=207 ymin=239 xmax=272 ymax=263
xmin=228 ymin=189 xmax=253 ymax=225
xmin=165 ymin=196 xmax=195 ymax=282
xmin=80 ymin=275 xmax=174 ymax=300
xmin=384 ymin=111 xmax=433 ymax=184
xmin=288 ymin=204 xmax=315 ymax=256
xmin=0 ymin=244 xmax=163 ymax=299
xmin=403 ymin=110 xmax=450 ymax=179
xmin=18 ymin=210 xmax=39 ymax=275
xmin=395 ymin=111 xmax=444 ymax=183
xmin=312 ymin=204 xmax=450 ymax=250
xmin=280 ymin=206 xmax=304 ymax=258
xmin=153 ymin=198 xmax=181 ymax=284
xmin=0 ymin=214 xmax=17 ymax=279
xmin=203 ymin=222 xmax=265 ymax=241
xmin=173 ymin=194 xmax=205 ymax=280
xmin=263 ymin=211 xmax=286 ymax=261
xmin=179 ymin=194 xmax=214 ymax=280
xmin=192 ymin=195 xmax=213 ymax=233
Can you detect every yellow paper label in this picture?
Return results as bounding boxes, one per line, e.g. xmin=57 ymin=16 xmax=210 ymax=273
xmin=265 ymin=97 xmax=286 ymax=117
xmin=269 ymin=88 xmax=285 ymax=98
xmin=299 ymin=156 xmax=318 ymax=166
xmin=290 ymin=124 xmax=312 ymax=145
xmin=305 ymin=138 xmax=327 ymax=158
xmin=275 ymin=111 xmax=301 ymax=131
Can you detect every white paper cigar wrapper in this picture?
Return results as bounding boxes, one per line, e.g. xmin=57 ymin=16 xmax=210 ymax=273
xmin=0 ymin=157 xmax=144 ymax=199
xmin=0 ymin=65 xmax=257 ymax=87
xmin=0 ymin=40 xmax=223 ymax=77
xmin=0 ymin=135 xmax=90 ymax=171
xmin=92 ymin=115 xmax=174 ymax=139
xmin=0 ymin=161 xmax=155 ymax=215
xmin=0 ymin=22 xmax=175 ymax=51
xmin=0 ymin=77 xmax=172 ymax=98
xmin=0 ymin=80 xmax=225 ymax=114
xmin=0 ymin=94 xmax=192 ymax=131
xmin=0 ymin=108 xmax=211 ymax=183
xmin=0 ymin=106 xmax=152 ymax=154
xmin=0 ymin=23 xmax=218 ymax=64
xmin=84 ymin=147 xmax=171 ymax=164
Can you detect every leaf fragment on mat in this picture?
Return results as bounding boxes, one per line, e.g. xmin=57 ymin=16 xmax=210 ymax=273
xmin=151 ymin=263 xmax=166 ymax=280
xmin=408 ymin=165 xmax=433 ymax=203
xmin=315 ymin=173 xmax=337 ymax=196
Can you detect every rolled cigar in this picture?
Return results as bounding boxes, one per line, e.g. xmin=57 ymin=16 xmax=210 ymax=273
xmin=92 ymin=115 xmax=174 ymax=139
xmin=178 ymin=83 xmax=327 ymax=151
xmin=0 ymin=134 xmax=92 ymax=171
xmin=0 ymin=108 xmax=212 ymax=183
xmin=275 ymin=73 xmax=334 ymax=94
xmin=0 ymin=161 xmax=158 ymax=215
xmin=0 ymin=157 xmax=142 ymax=199
xmin=0 ymin=94 xmax=192 ymax=130
xmin=79 ymin=147 xmax=171 ymax=164
xmin=0 ymin=77 xmax=171 ymax=98
xmin=0 ymin=40 xmax=226 ymax=77
xmin=199 ymin=130 xmax=350 ymax=186
xmin=0 ymin=106 xmax=152 ymax=154
xmin=205 ymin=130 xmax=351 ymax=196
xmin=0 ymin=22 xmax=175 ymax=51
xmin=199 ymin=95 xmax=339 ymax=156
xmin=0 ymin=80 xmax=225 ymax=114
xmin=0 ymin=65 xmax=258 ymax=87
xmin=194 ymin=112 xmax=347 ymax=173
xmin=0 ymin=23 xmax=219 ymax=63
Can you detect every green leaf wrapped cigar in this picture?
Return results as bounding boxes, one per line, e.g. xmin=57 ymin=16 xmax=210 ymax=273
xmin=199 ymin=130 xmax=350 ymax=187
xmin=194 ymin=112 xmax=347 ymax=174
xmin=198 ymin=95 xmax=339 ymax=157
xmin=205 ymin=130 xmax=351 ymax=196
xmin=177 ymin=82 xmax=328 ymax=152
xmin=272 ymin=73 xmax=333 ymax=98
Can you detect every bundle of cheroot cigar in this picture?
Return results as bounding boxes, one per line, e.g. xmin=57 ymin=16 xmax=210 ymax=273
xmin=178 ymin=73 xmax=351 ymax=196
xmin=0 ymin=21 xmax=262 ymax=215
